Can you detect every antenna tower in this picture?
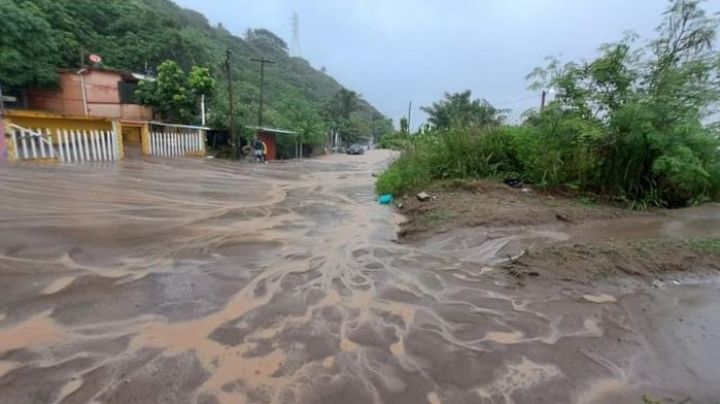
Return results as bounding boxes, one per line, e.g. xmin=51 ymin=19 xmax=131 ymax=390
xmin=291 ymin=12 xmax=301 ymax=57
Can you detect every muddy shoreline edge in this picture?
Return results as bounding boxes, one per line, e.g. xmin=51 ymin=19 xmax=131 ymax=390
xmin=391 ymin=180 xmax=720 ymax=284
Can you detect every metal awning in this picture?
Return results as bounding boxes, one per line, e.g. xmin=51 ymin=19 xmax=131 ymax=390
xmin=246 ymin=125 xmax=298 ymax=135
xmin=149 ymin=121 xmax=210 ymax=130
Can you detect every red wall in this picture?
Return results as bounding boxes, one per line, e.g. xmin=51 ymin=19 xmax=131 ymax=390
xmin=258 ymin=132 xmax=277 ymax=160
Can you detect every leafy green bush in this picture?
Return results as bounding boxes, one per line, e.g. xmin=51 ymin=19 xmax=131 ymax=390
xmin=379 ymin=132 xmax=409 ymax=150
xmin=376 ymin=127 xmax=518 ymax=195
xmin=376 ymin=144 xmax=433 ymax=195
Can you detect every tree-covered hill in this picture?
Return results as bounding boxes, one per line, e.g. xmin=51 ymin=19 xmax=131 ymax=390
xmin=0 ymin=0 xmax=392 ymax=142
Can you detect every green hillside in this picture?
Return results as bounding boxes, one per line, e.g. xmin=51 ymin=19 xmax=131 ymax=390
xmin=0 ymin=0 xmax=392 ymax=146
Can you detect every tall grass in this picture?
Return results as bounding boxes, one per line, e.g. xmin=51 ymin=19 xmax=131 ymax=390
xmin=376 ymin=129 xmax=514 ymax=195
xmin=376 ymin=122 xmax=720 ymax=208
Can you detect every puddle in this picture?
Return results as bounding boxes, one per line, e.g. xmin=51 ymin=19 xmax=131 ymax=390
xmin=582 ymin=294 xmax=617 ymax=304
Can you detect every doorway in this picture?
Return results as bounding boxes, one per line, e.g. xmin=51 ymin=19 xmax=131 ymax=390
xmin=121 ymin=125 xmax=143 ymax=158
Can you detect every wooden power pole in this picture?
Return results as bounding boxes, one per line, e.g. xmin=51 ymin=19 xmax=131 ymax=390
xmin=407 ymin=101 xmax=413 ymax=134
xmin=250 ymin=57 xmax=276 ymax=128
xmin=225 ymin=49 xmax=239 ymax=159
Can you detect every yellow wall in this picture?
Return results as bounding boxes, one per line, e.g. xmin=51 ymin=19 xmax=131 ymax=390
xmin=3 ymin=110 xmax=112 ymax=132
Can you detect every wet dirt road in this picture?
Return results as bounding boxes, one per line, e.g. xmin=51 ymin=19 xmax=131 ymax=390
xmin=1 ymin=151 xmax=719 ymax=404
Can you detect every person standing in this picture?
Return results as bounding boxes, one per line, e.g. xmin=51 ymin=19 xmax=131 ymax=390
xmin=253 ymin=137 xmax=264 ymax=163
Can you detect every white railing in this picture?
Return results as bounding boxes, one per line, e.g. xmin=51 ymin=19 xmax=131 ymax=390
xmin=8 ymin=125 xmax=56 ymax=161
xmin=8 ymin=125 xmax=119 ymax=163
xmin=149 ymin=131 xmax=204 ymax=157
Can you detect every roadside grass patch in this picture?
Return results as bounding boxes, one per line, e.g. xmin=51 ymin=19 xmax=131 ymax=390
xmin=684 ymin=238 xmax=720 ymax=255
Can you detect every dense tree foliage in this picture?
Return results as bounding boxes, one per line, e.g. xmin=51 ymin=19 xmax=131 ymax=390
xmin=379 ymin=0 xmax=720 ymax=208
xmin=245 ymin=29 xmax=288 ymax=57
xmin=323 ymin=89 xmax=377 ymax=145
xmin=0 ymin=0 xmax=388 ymax=145
xmin=421 ymin=91 xmax=507 ymax=130
xmin=0 ymin=0 xmax=59 ymax=87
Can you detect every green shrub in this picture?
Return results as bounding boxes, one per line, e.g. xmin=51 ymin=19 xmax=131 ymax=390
xmin=377 ymin=120 xmax=720 ymax=208
xmin=376 ymin=127 xmax=521 ymax=195
xmin=379 ymin=132 xmax=409 ymax=150
xmin=376 ymin=144 xmax=433 ymax=195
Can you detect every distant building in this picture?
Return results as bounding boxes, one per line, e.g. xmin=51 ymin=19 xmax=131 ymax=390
xmin=247 ymin=126 xmax=298 ymax=161
xmin=25 ymin=68 xmax=153 ymax=121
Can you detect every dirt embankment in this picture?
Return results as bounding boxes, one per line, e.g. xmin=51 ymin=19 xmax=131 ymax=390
xmin=396 ymin=181 xmax=629 ymax=237
xmin=395 ymin=180 xmax=720 ymax=281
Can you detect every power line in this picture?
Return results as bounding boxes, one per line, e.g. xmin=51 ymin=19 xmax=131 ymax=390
xmin=495 ymin=94 xmax=538 ymax=106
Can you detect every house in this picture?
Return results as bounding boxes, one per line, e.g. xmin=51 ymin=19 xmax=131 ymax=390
xmin=1 ymin=68 xmax=210 ymax=163
xmin=25 ymin=68 xmax=152 ymax=121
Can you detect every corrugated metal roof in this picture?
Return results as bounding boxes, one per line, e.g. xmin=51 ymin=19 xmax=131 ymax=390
xmin=149 ymin=121 xmax=210 ymax=130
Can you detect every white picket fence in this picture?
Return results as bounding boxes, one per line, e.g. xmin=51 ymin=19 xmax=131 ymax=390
xmin=8 ymin=124 xmax=120 ymax=163
xmin=149 ymin=131 xmax=204 ymax=157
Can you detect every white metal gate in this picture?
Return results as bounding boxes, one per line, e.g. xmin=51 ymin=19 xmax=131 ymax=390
xmin=7 ymin=125 xmax=56 ymax=161
xmin=149 ymin=131 xmax=205 ymax=157
xmin=8 ymin=124 xmax=120 ymax=163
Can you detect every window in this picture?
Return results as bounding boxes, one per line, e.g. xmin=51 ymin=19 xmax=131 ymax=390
xmin=118 ymin=81 xmax=138 ymax=104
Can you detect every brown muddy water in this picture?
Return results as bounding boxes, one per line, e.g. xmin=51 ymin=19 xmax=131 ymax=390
xmin=0 ymin=151 xmax=719 ymax=404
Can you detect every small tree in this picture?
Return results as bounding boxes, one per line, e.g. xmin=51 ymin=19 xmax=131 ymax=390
xmin=524 ymin=0 xmax=720 ymax=206
xmin=136 ymin=60 xmax=215 ymax=124
xmin=323 ymin=89 xmax=360 ymax=146
xmin=399 ymin=117 xmax=409 ymax=133
xmin=272 ymin=97 xmax=327 ymax=157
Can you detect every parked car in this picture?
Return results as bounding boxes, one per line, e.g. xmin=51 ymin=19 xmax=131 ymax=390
xmin=347 ymin=144 xmax=365 ymax=155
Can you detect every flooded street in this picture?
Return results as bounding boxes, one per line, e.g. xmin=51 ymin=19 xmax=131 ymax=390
xmin=1 ymin=151 xmax=719 ymax=404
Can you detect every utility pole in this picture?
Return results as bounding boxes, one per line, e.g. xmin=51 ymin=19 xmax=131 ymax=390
xmin=76 ymin=49 xmax=90 ymax=116
xmin=201 ymin=94 xmax=206 ymax=126
xmin=250 ymin=57 xmax=276 ymax=128
xmin=407 ymin=101 xmax=412 ymax=134
xmin=540 ymin=90 xmax=547 ymax=111
xmin=225 ymin=49 xmax=238 ymax=159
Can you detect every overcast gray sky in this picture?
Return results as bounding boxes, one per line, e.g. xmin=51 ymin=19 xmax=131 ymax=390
xmin=173 ymin=0 xmax=716 ymax=128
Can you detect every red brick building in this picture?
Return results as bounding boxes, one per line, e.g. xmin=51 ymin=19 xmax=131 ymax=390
xmin=26 ymin=68 xmax=153 ymax=121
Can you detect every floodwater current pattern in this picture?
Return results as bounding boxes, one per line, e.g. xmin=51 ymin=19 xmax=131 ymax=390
xmin=0 ymin=151 xmax=719 ymax=404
